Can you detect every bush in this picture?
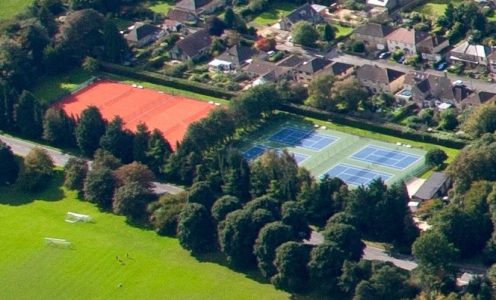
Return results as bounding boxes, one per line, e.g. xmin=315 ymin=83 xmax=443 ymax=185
xmin=17 ymin=148 xmax=54 ymax=191
xmin=350 ymin=40 xmax=365 ymax=53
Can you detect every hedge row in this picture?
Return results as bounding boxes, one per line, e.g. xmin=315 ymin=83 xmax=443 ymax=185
xmin=280 ymin=104 xmax=467 ymax=149
xmin=99 ymin=62 xmax=238 ymax=100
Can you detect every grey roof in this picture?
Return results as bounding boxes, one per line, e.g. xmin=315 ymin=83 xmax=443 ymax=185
xmin=285 ymin=3 xmax=320 ymax=24
xmin=245 ymin=59 xmax=279 ymax=76
xmin=125 ymin=23 xmax=159 ymax=42
xmin=356 ymin=65 xmax=404 ymax=84
xmin=175 ymin=29 xmax=212 ymax=57
xmin=462 ymin=91 xmax=496 ymax=106
xmin=327 ymin=62 xmax=353 ymax=76
xmin=167 ymin=8 xmax=198 ymax=22
xmin=217 ymin=45 xmax=257 ymax=67
xmin=297 ymin=57 xmax=331 ymax=74
xmin=417 ymin=35 xmax=448 ymax=51
xmin=405 ymin=72 xmax=469 ymax=102
xmin=176 ymin=0 xmax=211 ymax=12
xmin=276 ymin=54 xmax=304 ymax=67
xmin=354 ymin=23 xmax=393 ymax=38
xmin=413 ymin=172 xmax=448 ymax=200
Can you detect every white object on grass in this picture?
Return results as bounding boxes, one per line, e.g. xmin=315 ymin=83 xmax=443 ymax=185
xmin=65 ymin=212 xmax=92 ymax=223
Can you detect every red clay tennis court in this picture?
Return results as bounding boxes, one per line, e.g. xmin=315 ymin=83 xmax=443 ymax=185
xmin=57 ymin=80 xmax=216 ymax=148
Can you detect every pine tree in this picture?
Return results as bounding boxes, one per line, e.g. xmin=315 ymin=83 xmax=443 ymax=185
xmin=99 ymin=116 xmax=134 ymax=163
xmin=133 ymin=123 xmax=150 ymax=164
xmin=15 ymin=91 xmax=43 ymax=138
xmin=75 ymin=106 xmax=106 ymax=157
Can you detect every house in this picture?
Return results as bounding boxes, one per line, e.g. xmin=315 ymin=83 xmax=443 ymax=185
xmin=356 ymin=64 xmax=405 ymax=93
xmin=279 ymin=3 xmax=324 ymax=31
xmin=124 ymin=22 xmax=160 ymax=47
xmin=402 ymin=72 xmax=472 ymax=107
xmin=461 ymin=90 xmax=496 ymax=108
xmin=208 ymin=45 xmax=257 ymax=71
xmin=487 ymin=51 xmax=496 ymax=73
xmin=244 ymin=59 xmax=291 ymax=82
xmin=176 ymin=0 xmax=211 ymax=12
xmin=170 ymin=29 xmax=212 ymax=60
xmin=167 ymin=8 xmax=198 ymax=23
xmin=163 ymin=20 xmax=182 ymax=32
xmin=385 ymin=28 xmax=430 ymax=55
xmin=449 ymin=41 xmax=490 ymax=67
xmin=416 ymin=35 xmax=450 ymax=62
xmin=412 ymin=172 xmax=451 ymax=201
xmin=353 ymin=23 xmax=393 ymax=51
xmin=324 ymin=61 xmax=354 ymax=78
xmin=294 ymin=57 xmax=331 ymax=83
xmin=366 ymin=0 xmax=398 ymax=10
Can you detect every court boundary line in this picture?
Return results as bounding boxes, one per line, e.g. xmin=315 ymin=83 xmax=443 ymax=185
xmin=349 ymin=144 xmax=422 ymax=170
xmin=268 ymin=127 xmax=340 ymax=152
xmin=321 ymin=163 xmax=393 ymax=185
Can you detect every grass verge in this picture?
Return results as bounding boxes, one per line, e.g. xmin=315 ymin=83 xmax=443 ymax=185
xmin=0 ymin=178 xmax=288 ymax=300
xmin=31 ymin=69 xmax=93 ymax=105
xmin=0 ymin=0 xmax=31 ymax=20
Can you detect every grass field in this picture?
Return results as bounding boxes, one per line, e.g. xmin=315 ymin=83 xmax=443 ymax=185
xmin=30 ymin=68 xmax=230 ymax=105
xmin=251 ymin=2 xmax=298 ymax=26
xmin=147 ymin=0 xmax=174 ymax=15
xmin=31 ymin=69 xmax=93 ymax=105
xmin=334 ymin=25 xmax=353 ymax=38
xmin=0 ymin=0 xmax=31 ymax=20
xmin=0 ymin=176 xmax=288 ymax=300
xmin=412 ymin=0 xmax=462 ymax=18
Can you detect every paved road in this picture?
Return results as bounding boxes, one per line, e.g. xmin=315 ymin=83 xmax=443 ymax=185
xmin=326 ymin=49 xmax=496 ymax=93
xmin=305 ymin=231 xmax=485 ymax=274
xmin=276 ymin=43 xmax=496 ymax=93
xmin=0 ymin=134 xmax=185 ymax=195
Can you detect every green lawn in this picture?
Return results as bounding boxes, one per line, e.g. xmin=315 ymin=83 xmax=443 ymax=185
xmin=251 ymin=2 xmax=298 ymax=26
xmin=147 ymin=0 xmax=174 ymax=15
xmin=334 ymin=25 xmax=353 ymax=38
xmin=103 ymin=73 xmax=230 ymax=105
xmin=0 ymin=0 xmax=31 ymax=20
xmin=31 ymin=69 xmax=93 ymax=105
xmin=0 ymin=177 xmax=288 ymax=300
xmin=412 ymin=0 xmax=462 ymax=18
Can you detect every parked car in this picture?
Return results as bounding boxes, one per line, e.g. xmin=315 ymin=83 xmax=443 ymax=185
xmin=436 ymin=62 xmax=447 ymax=71
xmin=397 ymin=56 xmax=405 ymax=64
xmin=378 ymin=51 xmax=390 ymax=59
xmin=453 ymin=79 xmax=464 ymax=86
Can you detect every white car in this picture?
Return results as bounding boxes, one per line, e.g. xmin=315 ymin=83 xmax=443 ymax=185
xmin=453 ymin=80 xmax=464 ymax=86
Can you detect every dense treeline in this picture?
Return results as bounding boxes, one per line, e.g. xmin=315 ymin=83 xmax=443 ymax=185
xmin=0 ymin=0 xmax=129 ymax=145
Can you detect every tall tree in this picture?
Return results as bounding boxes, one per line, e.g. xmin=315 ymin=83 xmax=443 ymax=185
xmin=187 ymin=181 xmax=216 ymax=210
xmin=99 ymin=116 xmax=134 ymax=163
xmin=177 ymin=203 xmax=216 ymax=254
xmin=102 ymin=20 xmax=127 ymax=63
xmin=113 ymin=162 xmax=155 ymax=188
xmin=308 ymin=242 xmax=347 ymax=294
xmin=322 ymin=24 xmax=335 ymax=42
xmin=281 ymin=201 xmax=310 ymax=239
xmin=14 ymin=91 xmax=43 ymax=138
xmin=0 ymin=140 xmax=19 ymax=184
xmin=272 ymin=241 xmax=311 ymax=293
xmin=113 ymin=181 xmax=154 ymax=223
xmin=43 ymin=107 xmax=76 ymax=147
xmin=291 ymin=21 xmax=319 ymax=47
xmin=254 ymin=222 xmax=294 ymax=278
xmin=211 ymin=195 xmax=242 ymax=223
xmin=84 ymin=167 xmax=115 ymax=210
xmin=412 ymin=231 xmax=459 ymax=292
xmin=133 ymin=123 xmax=150 ymax=164
xmin=323 ymin=223 xmax=364 ymax=261
xmin=146 ymin=129 xmax=172 ymax=175
xmin=63 ymin=157 xmax=88 ymax=193
xmin=17 ymin=147 xmax=54 ymax=191
xmin=75 ymin=106 xmax=106 ymax=157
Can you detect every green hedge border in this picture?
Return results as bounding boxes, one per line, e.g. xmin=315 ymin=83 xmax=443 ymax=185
xmin=280 ymin=104 xmax=467 ymax=149
xmin=99 ymin=62 xmax=238 ymax=100
xmin=100 ymin=61 xmax=466 ymax=149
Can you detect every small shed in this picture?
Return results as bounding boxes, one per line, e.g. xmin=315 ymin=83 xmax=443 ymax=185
xmin=412 ymin=172 xmax=451 ymax=201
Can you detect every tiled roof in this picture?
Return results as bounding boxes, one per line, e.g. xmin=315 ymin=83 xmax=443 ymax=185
xmin=356 ymin=64 xmax=404 ymax=84
xmin=217 ymin=45 xmax=257 ymax=66
xmin=175 ymin=29 xmax=212 ymax=57
xmin=125 ymin=22 xmax=159 ymax=42
xmin=354 ymin=23 xmax=393 ymax=38
xmin=386 ymin=28 xmax=429 ymax=45
xmin=285 ymin=3 xmax=320 ymax=24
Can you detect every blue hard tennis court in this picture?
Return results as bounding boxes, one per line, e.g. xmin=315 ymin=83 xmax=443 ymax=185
xmin=243 ymin=145 xmax=268 ymax=161
xmin=243 ymin=145 xmax=309 ymax=164
xmin=351 ymin=145 xmax=421 ymax=170
xmin=323 ymin=164 xmax=392 ymax=186
xmin=268 ymin=127 xmax=337 ymax=151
